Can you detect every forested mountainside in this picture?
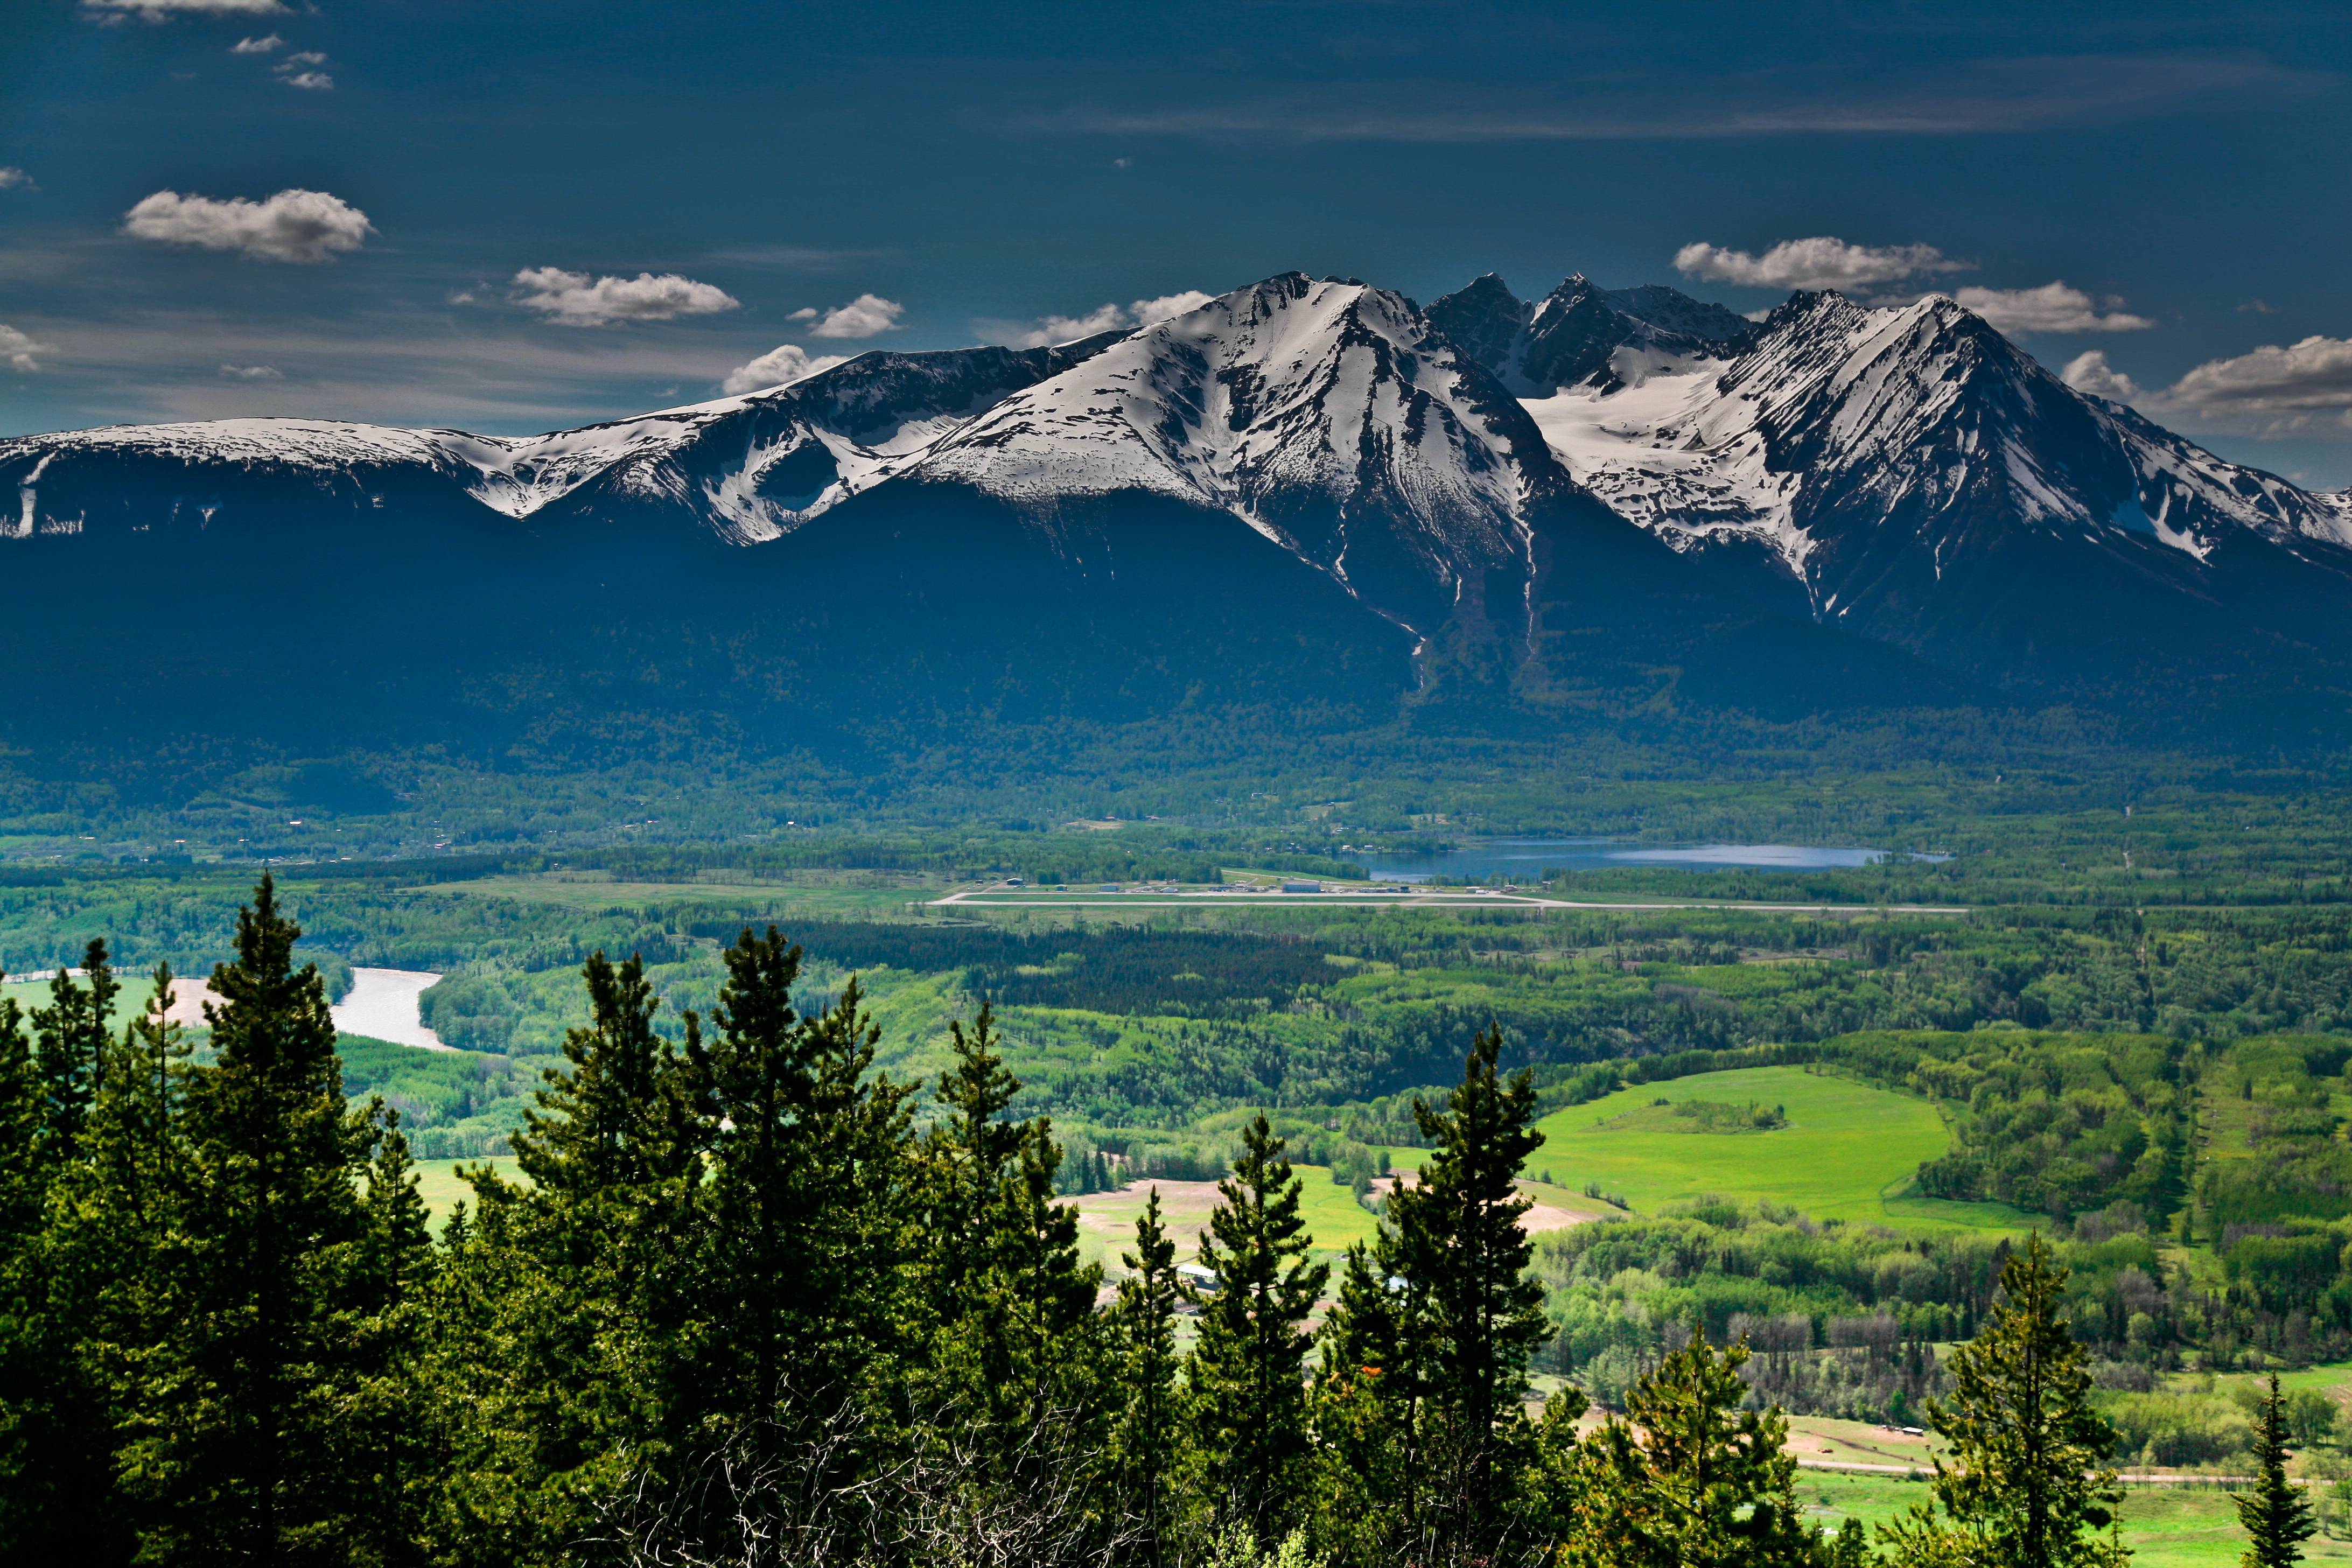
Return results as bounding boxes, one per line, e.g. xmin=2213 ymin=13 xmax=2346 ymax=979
xmin=8 ymin=270 xmax=2352 ymax=768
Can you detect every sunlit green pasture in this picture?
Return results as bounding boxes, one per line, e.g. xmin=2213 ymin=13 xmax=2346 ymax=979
xmin=1525 ymin=1066 xmax=2026 ymax=1233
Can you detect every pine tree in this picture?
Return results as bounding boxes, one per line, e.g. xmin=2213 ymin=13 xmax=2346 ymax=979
xmin=923 ymin=1000 xmax=1027 ymax=1315
xmin=0 ymin=969 xmax=73 ymax=1558
xmin=698 ymin=932 xmax=916 ymax=1454
xmin=1310 ymin=1232 xmax=1427 ymax=1563
xmin=919 ymin=1002 xmax=1104 ymax=1461
xmin=1114 ymin=1187 xmax=1182 ymax=1565
xmin=1565 ymin=1328 xmax=1828 ymax=1568
xmin=1390 ymin=1024 xmax=1548 ymax=1555
xmin=31 ymin=938 xmax=117 ymax=1160
xmin=35 ymin=965 xmax=198 ymax=1565
xmin=1188 ymin=1114 xmax=1329 ymax=1541
xmin=343 ymin=1103 xmax=438 ymax=1566
xmin=122 ymin=876 xmax=379 ymax=1565
xmin=1885 ymin=1232 xmax=2124 ymax=1568
xmin=2236 ymin=1373 xmax=2316 ymax=1568
xmin=443 ymin=948 xmax=709 ymax=1564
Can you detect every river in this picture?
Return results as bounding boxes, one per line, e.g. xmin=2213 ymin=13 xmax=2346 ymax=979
xmin=332 ymin=967 xmax=452 ymax=1051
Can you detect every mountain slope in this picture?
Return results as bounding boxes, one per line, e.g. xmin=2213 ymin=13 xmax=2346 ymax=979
xmin=3 ymin=339 xmax=1122 ymax=548
xmin=908 ymin=272 xmax=1573 ymax=635
xmin=1428 ymin=273 xmax=1756 ymax=397
xmin=1508 ymin=286 xmax=2352 ymax=687
xmin=7 ymin=267 xmax=2352 ymax=759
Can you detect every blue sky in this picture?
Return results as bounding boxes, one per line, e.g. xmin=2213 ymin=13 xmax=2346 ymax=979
xmin=5 ymin=0 xmax=2350 ymax=482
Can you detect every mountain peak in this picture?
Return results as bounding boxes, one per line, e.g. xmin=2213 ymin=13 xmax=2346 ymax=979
xmin=911 ymin=273 xmax=1566 ymax=629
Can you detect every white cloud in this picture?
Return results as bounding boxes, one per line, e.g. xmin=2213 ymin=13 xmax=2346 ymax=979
xmin=721 ymin=343 xmax=850 ymax=395
xmin=229 ymin=32 xmax=281 ymax=52
xmin=510 ymin=267 xmax=740 ymax=327
xmin=981 ymin=290 xmax=1215 ymax=348
xmin=218 ymin=362 xmax=282 ymax=380
xmin=0 ymin=168 xmax=32 ymax=192
xmin=122 ymin=188 xmax=373 ymax=263
xmin=787 ymin=307 xmax=818 ymax=322
xmin=1675 ymin=236 xmax=1970 ymax=291
xmin=2237 ymin=299 xmax=2279 ymax=315
xmin=84 ymin=0 xmax=286 ymax=15
xmin=802 ymin=293 xmax=905 ymax=339
xmin=271 ymin=51 xmax=331 ymax=88
xmin=1949 ymin=282 xmax=2153 ymax=334
xmin=0 ymin=325 xmax=51 ymax=373
xmin=2061 ymin=351 xmax=2142 ymax=402
xmin=2063 ymin=337 xmax=2352 ymax=438
xmin=1130 ymin=290 xmax=1214 ymax=325
xmin=2154 ymin=335 xmax=2352 ymax=436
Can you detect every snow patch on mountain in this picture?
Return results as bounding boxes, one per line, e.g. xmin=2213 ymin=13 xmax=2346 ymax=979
xmin=913 ymin=274 xmax=1547 ymax=607
xmin=1518 ymin=289 xmax=2352 ymax=591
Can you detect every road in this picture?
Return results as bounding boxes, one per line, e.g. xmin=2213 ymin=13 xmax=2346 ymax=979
xmin=929 ymin=881 xmax=1974 ymax=915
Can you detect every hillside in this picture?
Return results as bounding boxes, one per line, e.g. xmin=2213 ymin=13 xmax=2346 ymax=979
xmin=6 ymin=270 xmax=2352 ymax=774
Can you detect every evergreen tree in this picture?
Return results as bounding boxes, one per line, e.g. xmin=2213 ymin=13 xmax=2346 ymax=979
xmin=1188 ymin=1115 xmax=1329 ymax=1542
xmin=0 ymin=970 xmax=73 ymax=1558
xmin=39 ymin=966 xmax=197 ymax=1565
xmin=1565 ymin=1329 xmax=1829 ymax=1568
xmin=342 ymin=1103 xmax=438 ymax=1566
xmin=1390 ymin=1024 xmax=1548 ymax=1555
xmin=1885 ymin=1232 xmax=2124 ymax=1568
xmin=1310 ymin=1232 xmax=1427 ymax=1564
xmin=917 ymin=999 xmax=1107 ymax=1516
xmin=923 ymin=1000 xmax=1028 ymax=1315
xmin=441 ymin=949 xmax=708 ymax=1564
xmin=31 ymin=938 xmax=117 ymax=1160
xmin=698 ymin=930 xmax=916 ymax=1454
xmin=1114 ymin=1187 xmax=1182 ymax=1565
xmin=2236 ymin=1373 xmax=2315 ymax=1568
xmin=120 ymin=876 xmax=381 ymax=1565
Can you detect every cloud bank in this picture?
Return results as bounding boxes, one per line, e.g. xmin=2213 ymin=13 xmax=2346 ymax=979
xmin=1 ymin=326 xmax=53 ymax=373
xmin=1675 ymin=237 xmax=1969 ymax=292
xmin=123 ymin=188 xmax=373 ymax=263
xmin=2067 ymin=338 xmax=2352 ymax=438
xmin=1948 ymin=283 xmax=2154 ymax=334
xmin=792 ymin=294 xmax=905 ymax=339
xmin=722 ymin=344 xmax=851 ymax=395
xmin=83 ymin=0 xmax=285 ymax=15
xmin=981 ymin=289 xmax=1215 ymax=348
xmin=511 ymin=268 xmax=741 ymax=327
xmin=2061 ymin=351 xmax=2142 ymax=402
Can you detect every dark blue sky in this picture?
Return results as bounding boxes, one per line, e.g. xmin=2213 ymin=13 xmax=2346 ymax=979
xmin=5 ymin=0 xmax=2350 ymax=482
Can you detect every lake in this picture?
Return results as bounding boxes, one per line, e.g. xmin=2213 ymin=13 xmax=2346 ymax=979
xmin=1355 ymin=837 xmax=1908 ymax=883
xmin=332 ymin=967 xmax=451 ymax=1051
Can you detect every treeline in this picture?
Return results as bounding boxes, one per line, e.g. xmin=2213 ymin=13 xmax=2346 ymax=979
xmin=683 ymin=919 xmax=1343 ymax=1020
xmin=2 ymin=881 xmax=2196 ymax=1568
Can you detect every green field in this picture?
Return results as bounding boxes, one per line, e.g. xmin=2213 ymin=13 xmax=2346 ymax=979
xmin=1800 ymin=1469 xmax=2344 ymax=1568
xmin=1525 ymin=1065 xmax=2024 ymax=1232
xmin=412 ymin=1156 xmax=526 ymax=1227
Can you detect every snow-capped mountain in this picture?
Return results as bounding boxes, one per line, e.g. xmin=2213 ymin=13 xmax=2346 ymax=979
xmin=1427 ymin=273 xmax=1755 ymax=397
xmin=8 ymin=266 xmax=2352 ymax=746
xmin=1456 ymin=278 xmax=2352 ymax=672
xmin=5 ymin=338 xmax=1117 ymax=547
xmin=904 ymin=273 xmax=1577 ymax=632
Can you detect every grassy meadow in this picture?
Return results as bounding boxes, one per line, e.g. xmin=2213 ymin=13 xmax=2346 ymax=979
xmin=1523 ymin=1065 xmax=2021 ymax=1233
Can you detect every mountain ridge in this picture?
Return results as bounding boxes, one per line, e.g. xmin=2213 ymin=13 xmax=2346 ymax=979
xmin=7 ymin=266 xmax=2352 ymax=752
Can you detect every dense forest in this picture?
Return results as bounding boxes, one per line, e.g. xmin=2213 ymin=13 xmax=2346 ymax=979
xmin=0 ymin=880 xmax=2263 ymax=1568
